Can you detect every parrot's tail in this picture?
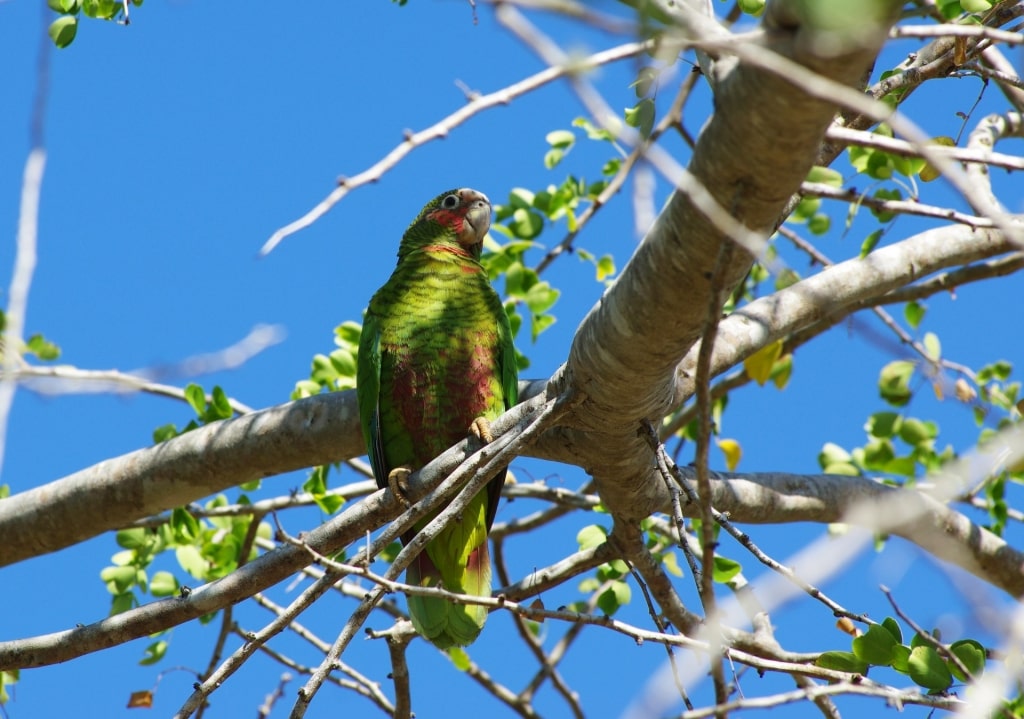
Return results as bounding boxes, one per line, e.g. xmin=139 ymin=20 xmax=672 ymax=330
xmin=406 ymin=540 xmax=491 ymax=649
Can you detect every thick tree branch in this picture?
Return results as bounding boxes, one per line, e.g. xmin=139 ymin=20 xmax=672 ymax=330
xmin=557 ymin=2 xmax=902 ymax=519
xmin=674 ymin=223 xmax=1019 ymax=402
xmin=0 ymin=379 xmax=548 ymax=565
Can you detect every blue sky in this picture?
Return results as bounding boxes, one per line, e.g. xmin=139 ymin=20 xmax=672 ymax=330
xmin=2 ymin=1 xmax=1022 ymax=717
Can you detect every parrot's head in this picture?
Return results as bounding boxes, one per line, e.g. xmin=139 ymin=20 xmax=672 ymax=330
xmin=402 ymin=188 xmax=491 ymax=259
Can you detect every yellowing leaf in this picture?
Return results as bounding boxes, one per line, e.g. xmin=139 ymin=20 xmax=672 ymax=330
xmin=661 ymin=551 xmax=684 ymax=577
xmin=717 ymin=438 xmax=742 ymax=471
xmin=955 ymin=378 xmax=977 ymax=403
xmin=836 ymin=617 xmax=860 ymax=637
xmin=127 ymin=690 xmax=153 ymax=709
xmin=920 ymin=136 xmax=955 ymax=182
xmin=744 ymin=340 xmax=783 ymax=386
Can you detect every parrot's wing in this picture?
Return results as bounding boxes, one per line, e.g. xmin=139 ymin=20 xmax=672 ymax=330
xmin=483 ymin=309 xmax=519 ymax=532
xmin=357 ymin=309 xmax=388 ymax=488
xmin=500 ymin=309 xmax=519 ymax=412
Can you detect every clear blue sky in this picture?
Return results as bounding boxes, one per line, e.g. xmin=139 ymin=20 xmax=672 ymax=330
xmin=2 ymin=1 xmax=1021 ymax=717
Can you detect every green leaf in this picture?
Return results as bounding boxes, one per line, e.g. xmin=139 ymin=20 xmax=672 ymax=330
xmin=116 ymin=527 xmax=149 ymax=550
xmin=911 ymin=631 xmax=932 ymax=649
xmin=48 ymin=16 xmax=77 ymax=47
xmin=153 ymin=421 xmax=180 ymax=448
xmin=712 ymin=556 xmax=742 ymax=583
xmin=815 ymin=651 xmax=868 ymax=674
xmin=576 ymin=524 xmax=608 ymax=551
xmin=523 ymin=281 xmax=559 ymax=315
xmin=898 ymin=417 xmax=935 ymax=447
xmin=737 ymin=0 xmax=765 ymax=15
xmin=82 ymin=0 xmax=119 ymax=18
xmin=531 ymin=313 xmax=556 ymax=341
xmin=507 ymin=187 xmax=535 ymax=209
xmin=175 ymin=544 xmax=208 ymax=580
xmin=861 ymin=438 xmax=894 ymax=469
xmin=792 ymin=195 xmax=820 ymax=221
xmin=904 ymin=301 xmax=926 ymax=329
xmin=150 ymin=571 xmax=179 ymax=597
xmin=949 ymin=639 xmax=986 ymax=680
xmin=819 ymin=442 xmax=859 ymax=475
xmin=546 ymin=130 xmax=575 ymax=150
xmin=961 ymin=0 xmax=993 ymax=13
xmin=923 ymin=332 xmax=941 ymax=362
xmin=870 ymin=188 xmax=901 ymax=222
xmin=907 ymin=645 xmax=953 ymax=691
xmin=883 ymin=455 xmax=918 ymax=477
xmin=597 ymin=580 xmax=631 ymax=615
xmin=101 ymin=565 xmax=138 ymax=594
xmin=866 ymin=412 xmax=900 ymax=438
xmin=170 ymin=507 xmax=201 ymax=542
xmin=630 ymin=66 xmax=658 ymax=98
xmin=209 ymin=386 xmax=233 ymax=419
xmin=624 ymin=98 xmax=655 ymax=138
xmin=544 ymin=149 xmax=564 ymax=169
xmin=853 ymin=623 xmax=898 ymax=666
xmin=860 ymin=229 xmax=884 ymax=257
xmin=807 ymin=214 xmax=831 ymax=235
xmin=572 ymin=117 xmax=614 ymax=142
xmin=595 ymin=254 xmax=616 ymax=282
xmin=806 ymin=165 xmax=843 ymax=187
xmin=879 ymin=360 xmax=915 ymax=406
xmin=891 ymin=643 xmax=912 ymax=672
xmin=139 ymin=639 xmax=168 ymax=666
xmin=184 ymin=383 xmax=206 ymax=416
xmin=978 ymin=360 xmax=1013 ymax=383
xmin=25 ymin=333 xmax=61 ymax=360
xmin=313 ymin=493 xmax=344 ymax=515
xmin=597 ymin=559 xmax=629 ymax=581
xmin=865 ymin=151 xmax=894 ymax=180
xmin=508 ymin=208 xmax=544 ymax=239
xmin=110 ymin=592 xmax=136 ymax=615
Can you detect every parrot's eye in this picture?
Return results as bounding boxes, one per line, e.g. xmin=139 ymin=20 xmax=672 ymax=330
xmin=441 ymin=194 xmax=460 ymax=209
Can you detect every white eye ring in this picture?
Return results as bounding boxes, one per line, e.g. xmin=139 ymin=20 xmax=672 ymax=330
xmin=441 ymin=194 xmax=460 ymax=209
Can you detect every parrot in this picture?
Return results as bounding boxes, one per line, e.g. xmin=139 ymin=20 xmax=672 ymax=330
xmin=356 ymin=187 xmax=518 ymax=649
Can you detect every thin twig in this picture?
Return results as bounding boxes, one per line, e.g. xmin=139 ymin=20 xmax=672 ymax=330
xmin=259 ymin=41 xmax=650 ymax=256
xmin=173 ymin=570 xmax=343 ymax=719
xmin=0 ymin=2 xmax=51 ymax=480
xmin=640 ymin=424 xmax=870 ymax=623
xmin=694 ymin=239 xmax=735 ymax=708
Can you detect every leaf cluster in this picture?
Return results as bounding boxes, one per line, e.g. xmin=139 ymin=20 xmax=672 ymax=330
xmin=817 ymin=618 xmax=987 ymax=693
xmin=46 ymin=0 xmax=143 ymax=48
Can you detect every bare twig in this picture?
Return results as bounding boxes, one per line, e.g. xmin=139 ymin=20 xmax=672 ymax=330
xmin=693 ymin=239 xmax=735 ymax=707
xmin=259 ymin=41 xmax=650 ymax=256
xmin=174 ymin=569 xmax=343 ymax=719
xmin=0 ymin=2 xmax=51 ymax=480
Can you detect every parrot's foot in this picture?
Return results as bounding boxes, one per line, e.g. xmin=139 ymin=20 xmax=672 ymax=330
xmin=469 ymin=417 xmax=494 ymax=444
xmin=387 ymin=466 xmax=414 ymax=507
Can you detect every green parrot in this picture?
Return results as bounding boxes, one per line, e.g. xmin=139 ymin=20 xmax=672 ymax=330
xmin=357 ymin=187 xmax=518 ymax=649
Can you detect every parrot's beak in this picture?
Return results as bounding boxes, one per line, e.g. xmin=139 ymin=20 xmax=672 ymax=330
xmin=460 ymin=196 xmax=491 ymax=248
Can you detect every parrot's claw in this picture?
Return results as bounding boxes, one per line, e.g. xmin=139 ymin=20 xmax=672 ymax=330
xmin=469 ymin=417 xmax=494 ymax=445
xmin=387 ymin=466 xmax=414 ymax=507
